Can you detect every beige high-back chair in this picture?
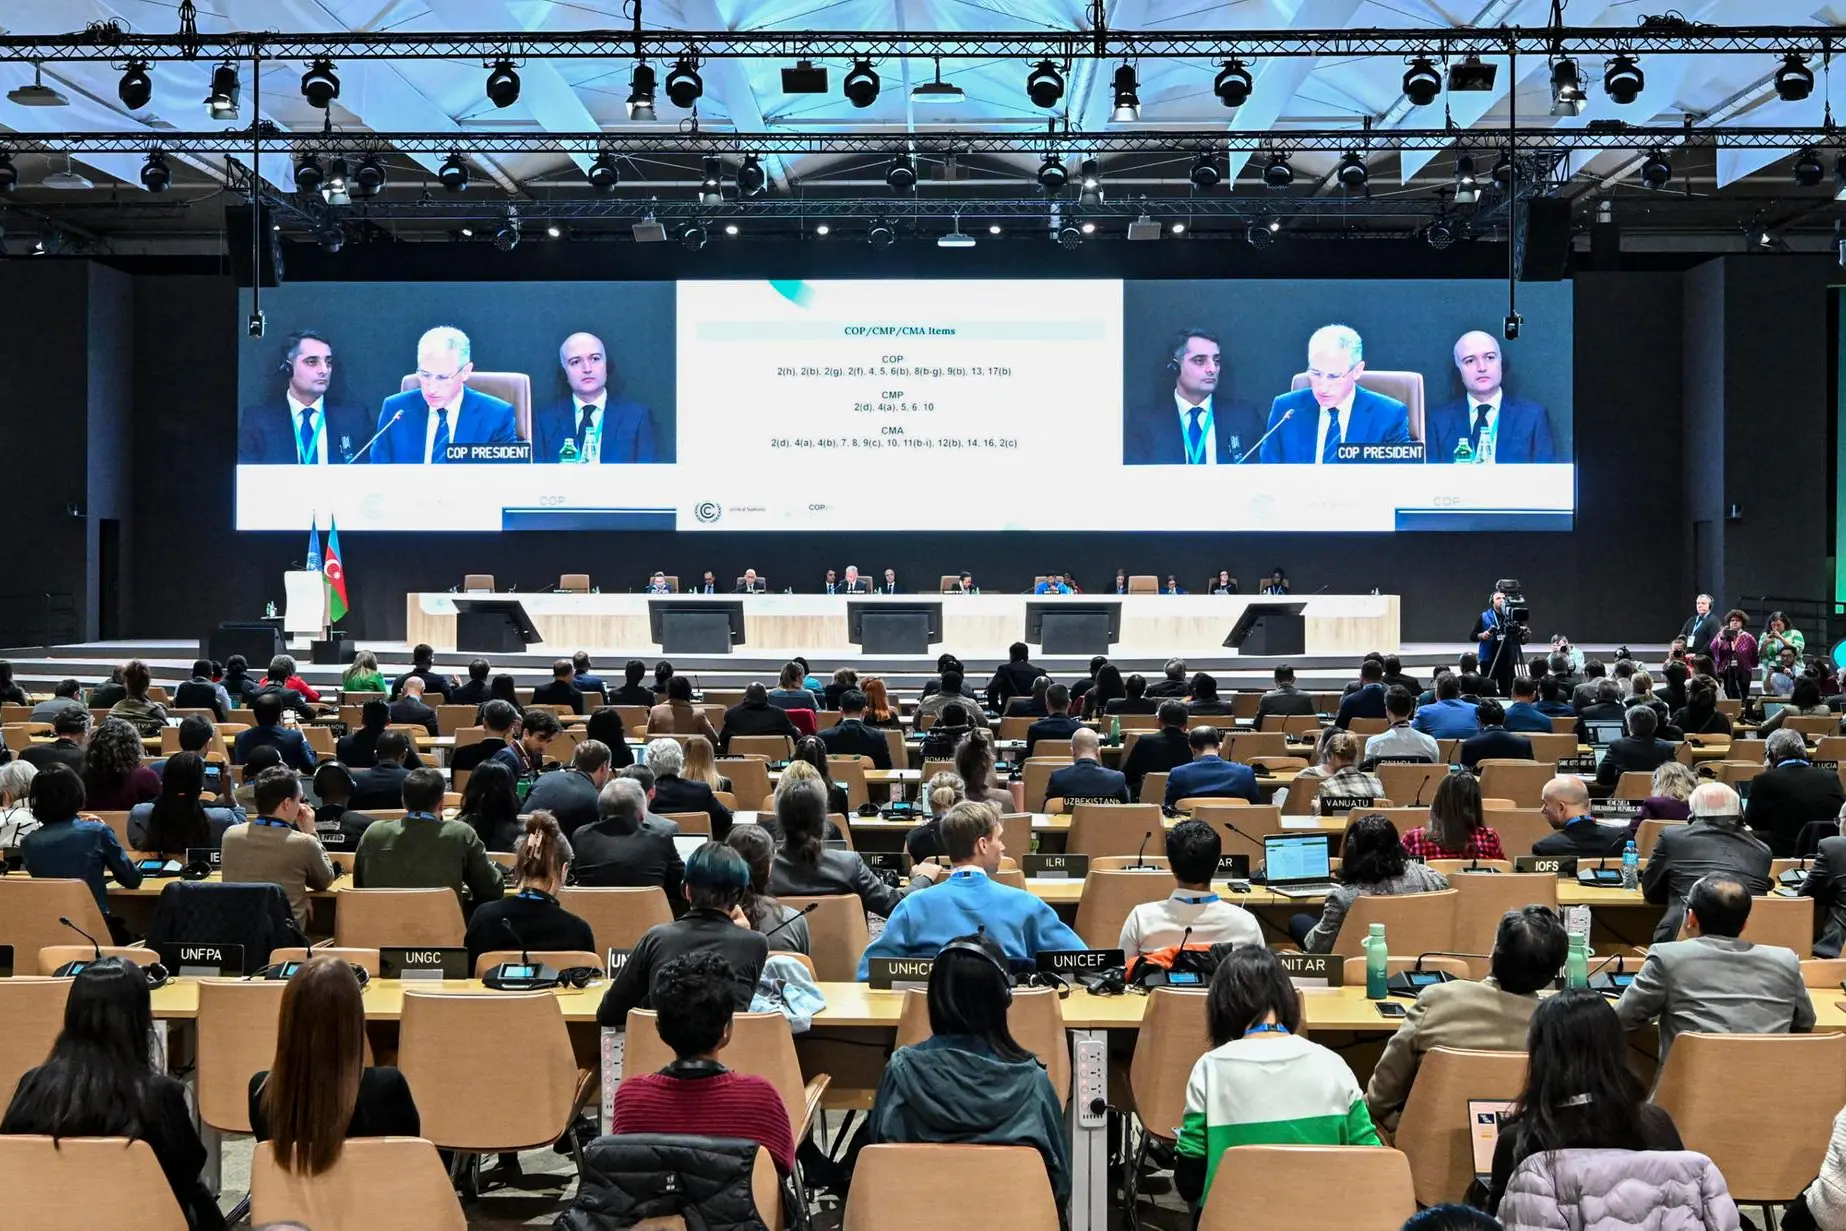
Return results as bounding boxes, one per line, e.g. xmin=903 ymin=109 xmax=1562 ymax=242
xmin=398 ymin=371 xmax=533 ymax=441
xmin=1289 ymin=370 xmax=1426 ymax=441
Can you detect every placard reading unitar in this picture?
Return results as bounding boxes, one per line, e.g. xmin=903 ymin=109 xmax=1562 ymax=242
xmin=676 ymin=280 xmax=1123 ymax=531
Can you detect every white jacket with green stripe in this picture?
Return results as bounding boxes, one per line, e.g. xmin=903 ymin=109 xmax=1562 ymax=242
xmin=1174 ymin=1032 xmax=1382 ymax=1204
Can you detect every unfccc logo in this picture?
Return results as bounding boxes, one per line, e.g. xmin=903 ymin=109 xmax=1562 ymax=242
xmin=694 ymin=501 xmax=723 ymax=524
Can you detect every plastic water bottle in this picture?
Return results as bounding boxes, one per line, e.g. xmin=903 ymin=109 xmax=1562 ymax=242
xmin=1479 ymin=434 xmax=1496 ymax=465
xmin=1451 ymin=437 xmax=1473 ymax=464
xmin=1621 ymin=840 xmax=1639 ymax=891
xmin=1566 ymin=933 xmax=1589 ymax=989
xmin=558 ymin=437 xmax=579 ymax=463
xmin=1364 ymin=922 xmax=1389 ymax=1000
xmin=1109 ymin=716 xmax=1122 ymax=746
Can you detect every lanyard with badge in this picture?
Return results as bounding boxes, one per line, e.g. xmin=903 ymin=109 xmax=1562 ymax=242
xmin=295 ymin=407 xmax=325 ymax=465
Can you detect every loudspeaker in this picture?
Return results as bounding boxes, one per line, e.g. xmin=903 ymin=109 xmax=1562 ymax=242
xmin=226 ymin=203 xmax=285 ymax=288
xmin=1518 ymin=198 xmax=1572 ymax=282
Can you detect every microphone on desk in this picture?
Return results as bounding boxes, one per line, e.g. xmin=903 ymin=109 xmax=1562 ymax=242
xmin=484 ymin=917 xmax=562 ymax=990
xmin=1384 ymin=951 xmax=1487 ymax=995
xmin=1233 ymin=409 xmax=1292 ymax=464
xmin=1130 ymin=830 xmax=1153 ymax=870
xmin=59 ymin=915 xmax=103 ymax=961
xmin=1410 ymin=774 xmax=1434 ymax=809
xmin=345 ymin=408 xmax=403 ymax=464
xmin=501 ymin=917 xmax=533 ymax=969
xmin=760 ymin=901 xmax=820 ymax=944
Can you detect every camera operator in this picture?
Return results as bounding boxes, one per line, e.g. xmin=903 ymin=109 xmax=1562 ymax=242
xmin=1471 ymin=587 xmax=1526 ymax=699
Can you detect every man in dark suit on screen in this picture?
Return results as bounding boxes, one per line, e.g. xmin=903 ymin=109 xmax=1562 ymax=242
xmin=530 ymin=331 xmax=660 ymax=464
xmin=238 ymin=330 xmax=371 ymax=463
xmin=1122 ymin=328 xmax=1263 ymax=465
xmin=1425 ymin=329 xmax=1556 ymax=463
xmin=1258 ymin=324 xmax=1412 ymax=463
xmin=370 ymin=326 xmax=520 ymax=464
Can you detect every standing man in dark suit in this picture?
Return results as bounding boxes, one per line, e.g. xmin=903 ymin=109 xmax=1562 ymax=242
xmin=1425 ymin=329 xmax=1556 ymax=463
xmin=370 ymin=326 xmax=519 ymax=463
xmin=1123 ymin=328 xmax=1264 ymax=465
xmin=238 ymin=330 xmax=372 ymax=464
xmin=1680 ymin=594 xmax=1719 ymax=658
xmin=531 ymin=331 xmax=658 ymax=464
xmin=818 ymin=690 xmax=893 ymax=769
xmin=531 ymin=660 xmax=587 ymax=714
xmin=1743 ymin=729 xmax=1846 ymax=857
xmin=1259 ymin=324 xmax=1411 ymax=463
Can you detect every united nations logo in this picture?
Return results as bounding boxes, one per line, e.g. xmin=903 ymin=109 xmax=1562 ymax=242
xmin=694 ymin=501 xmax=722 ymax=524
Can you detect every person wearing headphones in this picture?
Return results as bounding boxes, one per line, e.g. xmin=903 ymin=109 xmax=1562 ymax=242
xmin=1123 ymin=327 xmax=1263 ymax=465
xmin=308 ymin=762 xmax=377 ymax=851
xmin=237 ymin=329 xmax=371 ymax=463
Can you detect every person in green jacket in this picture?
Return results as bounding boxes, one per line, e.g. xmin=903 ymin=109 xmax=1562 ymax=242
xmin=340 ymin=650 xmax=387 ymax=695
xmin=352 ymin=767 xmax=504 ymax=916
xmin=863 ymin=933 xmax=1070 ymax=1204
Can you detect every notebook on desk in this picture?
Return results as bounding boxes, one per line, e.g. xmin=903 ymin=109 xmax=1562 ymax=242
xmin=1263 ymin=833 xmax=1336 ymax=898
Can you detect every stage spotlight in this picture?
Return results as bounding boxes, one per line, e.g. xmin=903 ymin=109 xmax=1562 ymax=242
xmin=1079 ymin=157 xmax=1102 ymax=205
xmin=1549 ymin=58 xmax=1586 ymax=117
xmin=352 ymin=154 xmax=386 ymax=197
xmin=1245 ymin=220 xmax=1274 ymax=248
xmin=1453 ymin=154 xmax=1480 ymax=204
xmin=1170 ymin=222 xmax=1186 ymax=234
xmin=886 ymin=153 xmax=917 ymax=192
xmin=139 ymin=150 xmax=170 ymax=193
xmin=437 ymin=152 xmax=469 ymax=193
xmin=588 ymin=152 xmax=621 ymax=193
xmin=118 ymin=60 xmax=152 ymax=110
xmin=1026 ymin=60 xmax=1064 ymax=108
xmin=547 ymin=223 xmax=562 ymax=238
xmin=1426 ymin=215 xmax=1457 ymax=249
xmin=292 ymin=153 xmax=323 ymax=195
xmin=627 ymin=63 xmax=658 ymax=120
xmin=458 ymin=226 xmax=474 ymax=238
xmin=0 ymin=153 xmax=18 ymax=193
xmin=989 ymin=223 xmax=1003 ymax=235
xmin=724 ymin=223 xmax=739 ymax=235
xmin=1793 ymin=147 xmax=1824 ymax=187
xmin=699 ymin=156 xmax=723 ymax=206
xmin=681 ymin=222 xmax=708 ymax=250
xmin=1214 ymin=59 xmax=1253 ymax=108
xmin=1037 ymin=155 xmax=1068 ymax=191
xmin=1775 ymin=53 xmax=1815 ymax=102
xmin=1110 ymin=64 xmax=1140 ymax=122
xmin=1189 ymin=152 xmax=1220 ymax=189
xmin=485 ymin=58 xmax=521 ymax=108
xmin=494 ymin=208 xmax=521 ymax=251
xmin=868 ymin=220 xmax=895 ymax=250
xmin=814 ymin=223 xmax=831 ymax=235
xmin=1402 ymin=56 xmax=1441 ymax=106
xmin=843 ymin=59 xmax=880 ymax=108
xmin=1491 ymin=149 xmax=1514 ymax=188
xmin=205 ymin=61 xmax=240 ymax=119
xmin=666 ymin=56 xmax=703 ymax=108
xmin=736 ymin=153 xmax=766 ymax=197
xmin=301 ymin=58 xmax=339 ymax=109
xmin=1056 ymin=223 xmax=1083 ymax=249
xmin=1336 ymin=152 xmax=1369 ymax=191
xmin=1262 ymin=153 xmax=1294 ymax=188
xmin=322 ymin=156 xmax=350 ymax=205
xmin=1639 ymin=148 xmax=1672 ymax=189
xmin=1603 ymin=54 xmax=1643 ymax=104
xmin=319 ymin=226 xmax=344 ymax=253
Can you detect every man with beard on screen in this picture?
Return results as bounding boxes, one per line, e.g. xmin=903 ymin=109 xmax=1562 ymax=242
xmin=531 ymin=330 xmax=660 ymax=464
xmin=1123 ymin=327 xmax=1263 ymax=465
xmin=237 ymin=330 xmax=371 ymax=464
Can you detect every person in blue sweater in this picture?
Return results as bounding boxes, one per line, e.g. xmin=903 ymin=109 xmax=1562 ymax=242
xmin=1411 ymin=674 xmax=1482 ymax=740
xmin=1501 ymin=676 xmax=1554 ymax=733
xmin=858 ymin=802 xmax=1083 ymax=978
xmin=1163 ymin=726 xmax=1261 ymax=810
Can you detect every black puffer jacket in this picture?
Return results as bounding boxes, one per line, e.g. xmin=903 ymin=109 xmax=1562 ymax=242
xmin=555 ymin=1134 xmax=772 ymax=1231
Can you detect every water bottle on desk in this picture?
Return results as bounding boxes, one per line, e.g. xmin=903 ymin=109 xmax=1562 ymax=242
xmin=1364 ymin=923 xmax=1388 ymax=1000
xmin=558 ymin=437 xmax=579 ymax=463
xmin=1109 ymin=716 xmax=1121 ymax=746
xmin=1566 ymin=933 xmax=1589 ymax=989
xmin=1621 ymin=840 xmax=1639 ymax=891
xmin=1451 ymin=437 xmax=1473 ymax=464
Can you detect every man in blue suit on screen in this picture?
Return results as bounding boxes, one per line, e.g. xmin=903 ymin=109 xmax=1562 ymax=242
xmin=237 ymin=330 xmax=371 ymax=463
xmin=1258 ymin=323 xmax=1411 ymax=463
xmin=370 ymin=325 xmax=519 ymax=463
xmin=530 ymin=330 xmax=660 ymax=464
xmin=1425 ymin=329 xmax=1556 ymax=463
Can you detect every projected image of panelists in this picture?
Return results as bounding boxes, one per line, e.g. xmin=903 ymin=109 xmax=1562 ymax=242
xmin=236 ymin=328 xmax=373 ymax=464
xmin=1423 ymin=328 xmax=1558 ymax=464
xmin=374 ymin=325 xmax=530 ymax=464
xmin=1122 ymin=326 xmax=1265 ymax=465
xmin=530 ymin=330 xmax=662 ymax=465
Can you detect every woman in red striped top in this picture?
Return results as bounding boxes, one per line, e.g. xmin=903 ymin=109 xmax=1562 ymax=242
xmin=609 ymin=950 xmax=796 ymax=1174
xmin=1400 ymin=771 xmax=1505 ymax=862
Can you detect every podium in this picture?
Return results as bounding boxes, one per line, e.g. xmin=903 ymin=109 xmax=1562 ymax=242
xmin=282 ymin=571 xmax=326 ymax=640
xmin=1224 ymin=602 xmax=1307 ymax=655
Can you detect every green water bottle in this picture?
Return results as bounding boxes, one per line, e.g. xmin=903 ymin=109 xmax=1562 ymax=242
xmin=1566 ymin=933 xmax=1589 ymax=989
xmin=1364 ymin=922 xmax=1389 ymax=1000
xmin=558 ymin=436 xmax=579 ymax=463
xmin=1451 ymin=436 xmax=1473 ymax=464
xmin=1109 ymin=716 xmax=1122 ymax=746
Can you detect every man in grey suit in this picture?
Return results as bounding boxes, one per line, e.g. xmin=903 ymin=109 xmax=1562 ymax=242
xmin=1256 ymin=665 xmax=1317 ymax=723
xmin=1803 ymin=821 xmax=1846 ymax=956
xmin=1641 ymin=781 xmax=1772 ymax=943
xmin=1616 ymin=874 xmax=1813 ymax=1063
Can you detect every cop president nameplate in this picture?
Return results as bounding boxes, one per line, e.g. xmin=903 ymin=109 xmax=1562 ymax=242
xmin=444 ymin=443 xmax=533 ymax=463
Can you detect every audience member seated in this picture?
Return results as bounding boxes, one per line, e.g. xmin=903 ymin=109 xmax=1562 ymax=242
xmin=0 ymin=659 xmax=24 ymax=706
xmin=103 ymin=658 xmax=168 ymax=735
xmin=914 ymin=669 xmax=987 ymax=728
xmin=647 ymin=675 xmax=721 ymax=745
xmin=392 ymin=643 xmax=457 ymax=701
xmin=532 ymin=659 xmax=587 ymax=714
xmin=1412 ymin=674 xmax=1481 ymax=739
xmin=861 ymin=677 xmax=902 ymax=729
xmin=219 ymin=655 xmax=261 ymax=702
xmin=1643 ymin=781 xmax=1772 ymax=943
xmin=605 ymin=659 xmax=655 ymax=709
xmin=310 ymin=762 xmax=378 ymax=851
xmin=571 ymin=778 xmax=684 ymax=907
xmin=1745 ymin=727 xmax=1846 ymax=857
xmin=648 ymin=738 xmax=734 ymax=838
xmin=1106 ymin=672 xmax=1157 ymax=717
xmin=1672 ymin=678 xmax=1733 ymax=737
xmin=253 ymin=657 xmax=317 ymax=720
xmin=789 ymin=736 xmax=852 ymax=816
xmin=728 ymin=824 xmax=810 ymax=954
xmin=1080 ymin=663 xmax=1126 ymax=720
xmin=1047 ymin=728 xmax=1131 ymax=806
xmin=29 ymin=678 xmax=88 ymax=724
xmin=919 ymin=702 xmax=978 ymax=760
xmin=1803 ymin=806 xmax=1846 ymax=958
xmin=770 ymin=778 xmax=934 ymax=916
xmin=249 ymin=956 xmax=419 ymax=1173
xmin=1459 ymin=700 xmax=1534 ymax=771
xmin=1257 ymin=665 xmax=1316 ymax=721
xmin=860 ymin=802 xmax=1080 ymax=976
xmin=339 ymin=650 xmax=388 ymax=697
xmin=1291 ymin=814 xmax=1450 ymax=953
xmin=524 ymin=739 xmax=616 ymax=838
xmin=1486 ymin=990 xmax=1695 ymax=1218
xmin=1311 ymin=731 xmax=1385 ymax=815
xmin=1533 ymin=776 xmax=1628 ymax=858
xmin=1534 ymin=675 xmax=1576 ymax=718
xmin=353 ymin=766 xmax=504 ymax=917
xmin=504 ymin=707 xmax=563 ymax=781
xmin=1003 ymin=675 xmax=1052 ymax=719
xmin=766 ymin=661 xmax=822 ymax=712
xmin=21 ymin=708 xmax=88 ymax=776
xmin=1594 ymin=705 xmax=1678 ymax=790
xmin=1402 ymin=771 xmax=1504 ymax=861
xmin=480 ymin=673 xmax=527 ymax=723
xmin=1123 ymin=701 xmax=1194 ymax=798
xmin=448 ymin=699 xmax=519 ymax=774
xmin=1572 ymin=680 xmax=1627 ymax=742
xmin=1024 ymin=684 xmax=1084 ymax=757
xmin=387 ymin=676 xmax=440 ymax=736
xmin=861 ymin=932 xmax=1070 ymax=1204
xmin=1147 ymin=658 xmax=1190 ymax=699
xmin=719 ymin=682 xmax=802 ymax=753
xmin=0 ymin=959 xmax=225 ymax=1230
xmin=221 ymin=767 xmax=336 ymax=932
xmin=1635 ymin=761 xmax=1697 ymax=825
xmin=903 ymin=772 xmax=969 ymax=864
xmin=1366 ymin=905 xmax=1566 ymax=1132
xmin=1174 ymin=946 xmax=1380 ymax=1207
xmin=232 ymin=746 xmax=283 ymax=811
xmin=233 ymin=695 xmax=318 ymax=774
xmin=0 ymin=760 xmax=39 ymax=846
xmin=1500 ymin=677 xmax=1551 ymax=733
xmin=78 ymin=717 xmax=161 ymax=811
xmin=335 ymin=700 xmax=424 ymax=770
xmin=1165 ymin=726 xmax=1260 ymax=811
xmin=462 ymin=810 xmax=594 ymax=964
xmin=1759 ymin=676 xmax=1833 ymax=737
xmin=1119 ymin=820 xmax=1261 ymax=960
xmin=348 ymin=731 xmax=414 ymax=812
xmin=128 ymin=751 xmax=243 ymax=855
xmin=609 ymin=950 xmax=797 ymax=1174
xmin=986 ymin=642 xmax=1046 ymax=711
xmin=571 ymin=652 xmax=608 ymax=697
xmin=953 ymin=729 xmax=1011 ymax=809
xmin=1335 ymin=659 xmax=1388 ymax=729
xmin=446 ymin=658 xmax=493 ymax=708
xmin=597 ymin=843 xmax=769 ymax=1024
xmin=812 ymin=689 xmax=892 ymax=769
xmin=1362 ymin=687 xmax=1440 ymax=767
xmin=88 ymin=666 xmax=127 ymax=710
xmin=21 ymin=763 xmax=141 ymax=936
xmin=583 ymin=707 xmax=636 ymax=771
xmin=452 ymin=759 xmax=523 ymax=851
xmin=1186 ymin=673 xmax=1234 ymax=717
xmin=1615 ymin=874 xmax=1812 ymax=1062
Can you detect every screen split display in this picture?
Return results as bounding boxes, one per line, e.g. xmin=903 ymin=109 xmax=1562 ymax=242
xmin=235 ymin=278 xmax=1575 ymax=533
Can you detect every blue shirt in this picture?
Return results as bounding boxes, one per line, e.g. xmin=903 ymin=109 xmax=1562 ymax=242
xmin=1164 ymin=754 xmax=1261 ymax=809
xmin=1033 ymin=582 xmax=1072 ymax=594
xmin=858 ymin=868 xmax=1084 ymax=978
xmin=1411 ymin=698 xmax=1482 ymax=740
xmin=21 ymin=817 xmax=142 ymax=914
xmin=1502 ymin=701 xmax=1554 ymax=733
xmin=234 ymin=724 xmax=319 ymax=773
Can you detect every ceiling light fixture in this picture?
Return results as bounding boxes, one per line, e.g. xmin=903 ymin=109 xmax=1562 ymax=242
xmin=1026 ymin=60 xmax=1064 ymax=108
xmin=9 ymin=63 xmax=69 ymax=107
xmin=1639 ymin=148 xmax=1672 ymax=189
xmin=1447 ymin=54 xmax=1497 ymax=91
xmin=205 ymin=61 xmax=240 ymax=118
xmin=1337 ymin=151 xmax=1369 ymax=191
xmin=1262 ymin=153 xmax=1294 ymax=188
xmin=665 ymin=55 xmax=703 ymax=108
xmin=1189 ymin=151 xmax=1220 ymax=189
xmin=139 ymin=150 xmax=170 ymax=193
xmin=1775 ymin=53 xmax=1815 ymax=102
xmin=868 ymin=219 xmax=895 ymax=249
xmin=886 ymin=152 xmax=917 ymax=192
xmin=843 ymin=59 xmax=880 ymax=108
xmin=627 ymin=63 xmax=658 ymax=121
xmin=1453 ymin=154 xmax=1480 ymax=204
xmin=1549 ymin=58 xmax=1586 ymax=117
xmin=699 ymin=155 xmax=723 ymax=206
xmin=1214 ymin=59 xmax=1253 ymax=108
xmin=0 ymin=153 xmax=19 ymax=193
xmin=1603 ymin=54 xmax=1643 ymax=104
xmin=118 ymin=60 xmax=152 ymax=110
xmin=736 ymin=152 xmax=766 ymax=197
xmin=292 ymin=153 xmax=323 ymax=194
xmin=1402 ymin=56 xmax=1441 ymax=106
xmin=588 ymin=151 xmax=620 ymax=193
xmin=1110 ymin=64 xmax=1140 ymax=122
xmin=301 ymin=58 xmax=340 ymax=109
xmin=1036 ymin=155 xmax=1068 ymax=192
xmin=437 ymin=152 xmax=469 ymax=193
xmin=912 ymin=58 xmax=964 ymax=103
xmin=494 ymin=206 xmax=521 ymax=251
xmin=485 ymin=58 xmax=521 ymax=108
xmin=1793 ymin=147 xmax=1824 ymax=187
xmin=352 ymin=154 xmax=386 ymax=198
xmin=321 ymin=156 xmax=350 ymax=206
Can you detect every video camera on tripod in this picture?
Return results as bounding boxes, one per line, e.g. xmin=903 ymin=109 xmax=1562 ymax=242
xmin=1495 ymin=578 xmax=1532 ymax=645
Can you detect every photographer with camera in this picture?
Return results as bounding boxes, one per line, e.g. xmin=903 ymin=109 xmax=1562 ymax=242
xmin=1713 ymin=609 xmax=1759 ymax=702
xmin=1471 ymin=585 xmax=1528 ymax=699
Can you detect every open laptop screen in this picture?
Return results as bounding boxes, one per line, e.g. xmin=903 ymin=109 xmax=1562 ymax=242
xmin=1263 ymin=833 xmax=1331 ymax=883
xmin=1468 ymin=1099 xmax=1517 ymax=1180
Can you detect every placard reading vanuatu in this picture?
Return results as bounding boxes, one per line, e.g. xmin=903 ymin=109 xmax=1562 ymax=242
xmin=675 ymin=279 xmax=1123 ymax=531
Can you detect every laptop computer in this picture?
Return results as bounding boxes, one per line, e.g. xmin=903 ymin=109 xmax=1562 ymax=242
xmin=1263 ymin=833 xmax=1337 ymax=898
xmin=1468 ymin=1099 xmax=1517 ymax=1183
xmin=672 ymin=834 xmax=706 ymax=863
xmin=1584 ymin=720 xmax=1624 ymax=747
xmin=1762 ymin=701 xmax=1788 ymax=723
